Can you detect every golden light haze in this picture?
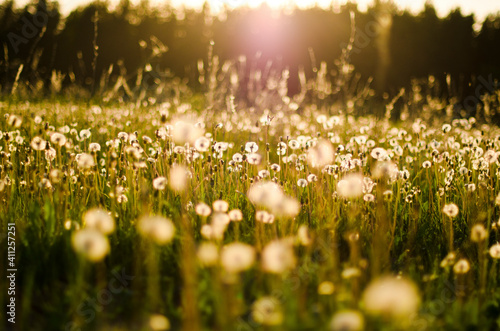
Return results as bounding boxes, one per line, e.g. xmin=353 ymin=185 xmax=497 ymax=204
xmin=13 ymin=0 xmax=500 ymax=22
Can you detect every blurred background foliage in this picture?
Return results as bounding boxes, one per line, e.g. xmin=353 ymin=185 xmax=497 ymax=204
xmin=0 ymin=0 xmax=499 ymax=101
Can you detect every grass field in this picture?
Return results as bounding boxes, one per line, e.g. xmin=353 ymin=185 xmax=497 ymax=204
xmin=1 ymin=86 xmax=500 ymax=331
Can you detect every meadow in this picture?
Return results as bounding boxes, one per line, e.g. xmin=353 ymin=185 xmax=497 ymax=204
xmin=1 ymin=25 xmax=500 ymax=330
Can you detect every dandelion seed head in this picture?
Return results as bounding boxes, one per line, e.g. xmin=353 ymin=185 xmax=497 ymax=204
xmin=296 ymin=225 xmax=311 ymax=246
xmin=370 ymin=147 xmax=387 ymax=160
xmin=79 ymin=129 xmax=91 ymax=140
xmin=489 ymin=243 xmax=500 ymax=259
xmin=232 ymin=153 xmax=243 ymax=163
xmin=77 ymin=153 xmax=95 ymax=169
xmin=194 ymin=136 xmax=210 ymax=152
xmin=89 ymin=142 xmax=101 ymax=153
xmin=83 ymin=208 xmax=115 ymax=235
xmin=258 ymin=169 xmax=270 ymax=178
xmin=8 ymin=114 xmax=22 ymax=128
xmin=442 ymin=124 xmax=451 ymax=133
xmin=372 ymin=161 xmax=399 ymax=181
xmin=117 ymin=194 xmax=128 ymax=203
xmin=440 ymin=252 xmax=456 ymax=268
xmin=270 ymin=163 xmax=281 ymax=172
xmin=200 ymin=224 xmax=213 ymax=240
xmin=297 ymin=178 xmax=308 ymax=187
xmin=210 ymin=212 xmax=230 ymax=240
xmin=453 ymin=259 xmax=470 ymax=274
xmin=212 ymin=200 xmax=229 ymax=213
xmin=251 ymin=297 xmax=283 ymax=326
xmin=337 ymin=174 xmax=364 ymax=199
xmin=362 ymin=276 xmax=420 ymax=320
xmin=248 ymin=181 xmax=284 ymax=209
xmin=50 ymin=169 xmax=62 ymax=183
xmin=220 ymin=242 xmax=255 ymax=273
xmin=169 ymin=165 xmax=189 ymax=192
xmin=470 ymin=224 xmax=487 ymax=242
xmin=149 ymin=314 xmax=170 ymax=331
xmin=197 ymin=242 xmax=219 ymax=266
xmin=484 ymin=150 xmax=498 ymax=164
xmin=318 ymin=281 xmax=335 ymax=295
xmin=288 ymin=140 xmax=300 ymax=150
xmin=442 ymin=203 xmax=459 ymax=218
xmin=172 ymin=120 xmax=204 ymax=144
xmin=245 ymin=142 xmax=259 ymax=153
xmin=363 ymin=194 xmax=375 ymax=202
xmin=137 ymin=215 xmax=175 ymax=245
xmin=261 ymin=239 xmax=296 ymax=274
xmin=246 ymin=153 xmax=262 ymax=165
xmin=255 ymin=210 xmax=275 ymax=224
xmin=341 ymin=267 xmax=361 ymax=279
xmin=195 ymin=202 xmax=212 ymax=217
xmin=72 ymin=228 xmax=110 ymax=262
xmin=31 ymin=136 xmax=46 ymax=151
xmin=329 ymin=310 xmax=364 ymax=331
xmin=153 ymin=176 xmax=168 ymax=190
xmin=228 ymin=209 xmax=243 ymax=222
xmin=307 ymin=139 xmax=334 ymax=168
xmin=307 ymin=174 xmax=318 ymax=182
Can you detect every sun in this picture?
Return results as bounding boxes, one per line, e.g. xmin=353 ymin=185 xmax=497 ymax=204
xmin=225 ymin=0 xmax=288 ymax=9
xmin=218 ymin=0 xmax=335 ymax=10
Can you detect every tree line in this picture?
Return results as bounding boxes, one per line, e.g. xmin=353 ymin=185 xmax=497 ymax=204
xmin=0 ymin=0 xmax=499 ymax=101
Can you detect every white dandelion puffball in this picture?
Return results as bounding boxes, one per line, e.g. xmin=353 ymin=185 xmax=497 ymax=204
xmin=212 ymin=200 xmax=229 ymax=213
xmin=247 ymin=181 xmax=284 ymax=209
xmin=297 ymin=178 xmax=308 ymax=187
xmin=297 ymin=225 xmax=311 ymax=246
xmin=195 ymin=202 xmax=212 ymax=217
xmin=246 ymin=153 xmax=262 ymax=165
xmin=251 ymin=297 xmax=283 ymax=326
xmin=470 ymin=224 xmax=487 ymax=242
xmin=83 ymin=208 xmax=115 ymax=235
xmin=228 ymin=209 xmax=243 ymax=222
xmin=169 ymin=165 xmax=189 ymax=192
xmin=261 ymin=239 xmax=296 ymax=274
xmin=489 ymin=243 xmax=500 ymax=259
xmin=137 ymin=215 xmax=175 ymax=245
xmin=370 ymin=147 xmax=388 ymax=160
xmin=362 ymin=276 xmax=420 ymax=320
xmin=245 ymin=141 xmax=259 ymax=153
xmin=149 ymin=314 xmax=170 ymax=331
xmin=153 ymin=176 xmax=168 ymax=190
xmin=337 ymin=174 xmax=364 ymax=199
xmin=210 ymin=212 xmax=230 ymax=240
xmin=307 ymin=139 xmax=334 ymax=168
xmin=197 ymin=242 xmax=219 ymax=267
xmin=194 ymin=136 xmax=210 ymax=152
xmin=442 ymin=203 xmax=459 ymax=218
xmin=31 ymin=136 xmax=46 ymax=151
xmin=8 ymin=114 xmax=22 ymax=128
xmin=77 ymin=153 xmax=95 ymax=170
xmin=172 ymin=120 xmax=204 ymax=144
xmin=248 ymin=181 xmax=300 ymax=218
xmin=88 ymin=142 xmax=101 ymax=153
xmin=220 ymin=242 xmax=255 ymax=273
xmin=330 ymin=310 xmax=364 ymax=331
xmin=72 ymin=228 xmax=110 ymax=262
xmin=453 ymin=259 xmax=470 ymax=274
xmin=371 ymin=161 xmax=399 ymax=181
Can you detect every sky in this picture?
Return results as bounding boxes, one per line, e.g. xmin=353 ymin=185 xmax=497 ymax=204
xmin=13 ymin=0 xmax=500 ymax=22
